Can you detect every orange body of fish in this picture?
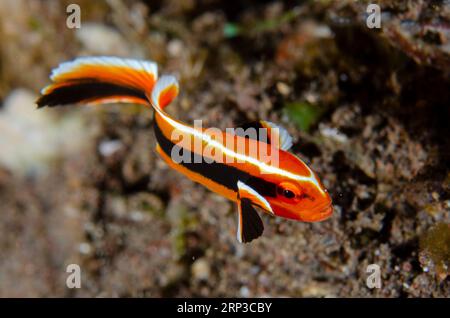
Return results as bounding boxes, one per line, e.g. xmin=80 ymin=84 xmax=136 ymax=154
xmin=37 ymin=56 xmax=333 ymax=243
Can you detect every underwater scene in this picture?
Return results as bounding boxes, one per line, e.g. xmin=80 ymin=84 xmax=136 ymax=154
xmin=0 ymin=0 xmax=448 ymax=299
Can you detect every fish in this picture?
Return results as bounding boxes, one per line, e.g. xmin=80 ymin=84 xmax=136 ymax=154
xmin=36 ymin=56 xmax=333 ymax=243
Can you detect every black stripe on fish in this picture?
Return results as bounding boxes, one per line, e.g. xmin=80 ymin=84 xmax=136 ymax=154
xmin=37 ymin=80 xmax=147 ymax=108
xmin=154 ymin=120 xmax=277 ymax=197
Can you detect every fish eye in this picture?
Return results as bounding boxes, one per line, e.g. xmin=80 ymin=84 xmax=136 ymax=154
xmin=276 ymin=182 xmax=300 ymax=201
xmin=282 ymin=189 xmax=295 ymax=199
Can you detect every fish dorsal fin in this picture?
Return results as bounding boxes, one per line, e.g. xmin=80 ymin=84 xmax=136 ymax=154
xmin=260 ymin=120 xmax=293 ymax=151
xmin=237 ymin=199 xmax=264 ymax=243
xmin=234 ymin=120 xmax=293 ymax=151
xmin=237 ymin=180 xmax=273 ymax=215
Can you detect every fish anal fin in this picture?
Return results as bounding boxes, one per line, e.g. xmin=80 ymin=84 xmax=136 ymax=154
xmin=237 ymin=199 xmax=264 ymax=243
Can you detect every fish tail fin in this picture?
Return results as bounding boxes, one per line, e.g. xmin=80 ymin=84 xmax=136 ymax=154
xmin=36 ymin=56 xmax=158 ymax=108
xmin=150 ymin=75 xmax=179 ymax=112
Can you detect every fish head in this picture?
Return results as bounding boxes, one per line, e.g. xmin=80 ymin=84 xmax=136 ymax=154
xmin=265 ymin=155 xmax=333 ymax=222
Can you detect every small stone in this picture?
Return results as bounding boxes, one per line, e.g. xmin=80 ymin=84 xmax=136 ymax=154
xmin=276 ymin=82 xmax=291 ymax=96
xmin=0 ymin=89 xmax=89 ymax=176
xmin=130 ymin=211 xmax=145 ymax=222
xmin=191 ymin=258 xmax=211 ymax=281
xmin=168 ymin=39 xmax=184 ymax=57
xmin=239 ymin=286 xmax=250 ymax=297
xmin=304 ymin=92 xmax=319 ymax=104
xmin=76 ymin=23 xmax=130 ymax=56
xmin=402 ymin=262 xmax=412 ymax=272
xmin=319 ymin=125 xmax=348 ymax=143
xmin=99 ymin=140 xmax=123 ymax=157
xmin=78 ymin=242 xmax=92 ymax=255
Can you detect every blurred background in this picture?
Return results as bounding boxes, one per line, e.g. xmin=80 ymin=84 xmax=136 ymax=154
xmin=0 ymin=0 xmax=449 ymax=297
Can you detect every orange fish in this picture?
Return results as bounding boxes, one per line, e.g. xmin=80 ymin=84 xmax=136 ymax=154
xmin=37 ymin=56 xmax=333 ymax=243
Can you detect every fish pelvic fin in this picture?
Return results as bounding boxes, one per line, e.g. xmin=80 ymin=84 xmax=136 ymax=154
xmin=237 ymin=180 xmax=274 ymax=215
xmin=36 ymin=56 xmax=158 ymax=108
xmin=236 ymin=180 xmax=273 ymax=243
xmin=237 ymin=199 xmax=264 ymax=244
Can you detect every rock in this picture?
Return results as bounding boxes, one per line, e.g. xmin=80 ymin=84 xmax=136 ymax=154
xmin=191 ymin=258 xmax=211 ymax=281
xmin=276 ymin=82 xmax=291 ymax=96
xmin=76 ymin=23 xmax=130 ymax=56
xmin=0 ymin=89 xmax=90 ymax=176
xmin=99 ymin=139 xmax=123 ymax=157
xmin=239 ymin=286 xmax=250 ymax=297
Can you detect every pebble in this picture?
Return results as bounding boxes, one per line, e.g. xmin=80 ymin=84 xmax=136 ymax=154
xmin=191 ymin=258 xmax=211 ymax=281
xmin=276 ymin=82 xmax=291 ymax=96
xmin=78 ymin=242 xmax=92 ymax=255
xmin=0 ymin=89 xmax=89 ymax=176
xmin=239 ymin=286 xmax=250 ymax=297
xmin=168 ymin=39 xmax=184 ymax=57
xmin=76 ymin=23 xmax=130 ymax=56
xmin=99 ymin=140 xmax=123 ymax=157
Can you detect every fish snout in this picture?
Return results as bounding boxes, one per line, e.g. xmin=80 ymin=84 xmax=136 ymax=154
xmin=299 ymin=202 xmax=333 ymax=222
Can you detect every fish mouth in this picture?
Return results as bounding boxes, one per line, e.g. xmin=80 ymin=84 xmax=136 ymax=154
xmin=308 ymin=204 xmax=333 ymax=222
xmin=318 ymin=204 xmax=333 ymax=218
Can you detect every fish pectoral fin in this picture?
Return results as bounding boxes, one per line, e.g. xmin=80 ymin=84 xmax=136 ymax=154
xmin=237 ymin=180 xmax=274 ymax=215
xmin=237 ymin=199 xmax=264 ymax=243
